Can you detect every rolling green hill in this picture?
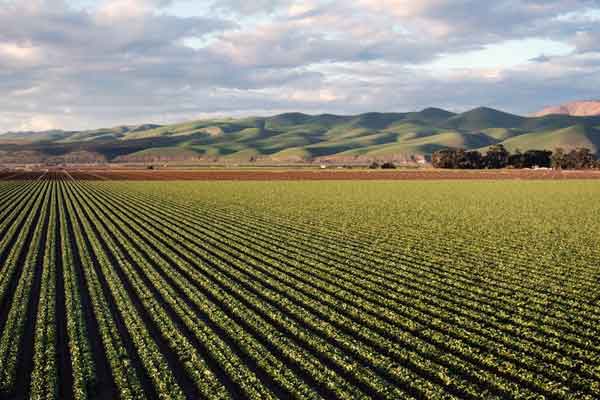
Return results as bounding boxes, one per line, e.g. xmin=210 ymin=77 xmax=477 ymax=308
xmin=497 ymin=125 xmax=600 ymax=153
xmin=443 ymin=107 xmax=526 ymax=130
xmin=1 ymin=108 xmax=600 ymax=163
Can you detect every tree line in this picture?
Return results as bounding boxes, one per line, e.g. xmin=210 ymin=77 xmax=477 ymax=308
xmin=432 ymin=145 xmax=599 ymax=169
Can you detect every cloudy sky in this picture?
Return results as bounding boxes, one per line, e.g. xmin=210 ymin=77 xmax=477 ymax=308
xmin=1 ymin=0 xmax=600 ymax=131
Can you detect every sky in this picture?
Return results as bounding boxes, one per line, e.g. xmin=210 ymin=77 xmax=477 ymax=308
xmin=1 ymin=0 xmax=600 ymax=132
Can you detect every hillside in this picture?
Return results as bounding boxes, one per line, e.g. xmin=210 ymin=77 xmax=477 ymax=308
xmin=534 ymin=100 xmax=600 ymax=117
xmin=2 ymin=108 xmax=600 ymax=163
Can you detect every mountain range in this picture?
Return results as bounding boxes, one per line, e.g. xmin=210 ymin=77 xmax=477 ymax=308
xmin=1 ymin=106 xmax=600 ymax=164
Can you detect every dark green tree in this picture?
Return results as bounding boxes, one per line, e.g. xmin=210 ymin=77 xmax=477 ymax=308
xmin=458 ymin=150 xmax=483 ymax=169
xmin=508 ymin=149 xmax=525 ymax=168
xmin=483 ymin=144 xmax=510 ymax=169
xmin=551 ymin=148 xmax=568 ymax=169
xmin=570 ymin=148 xmax=596 ymax=169
xmin=523 ymin=150 xmax=552 ymax=168
xmin=432 ymin=149 xmax=459 ymax=169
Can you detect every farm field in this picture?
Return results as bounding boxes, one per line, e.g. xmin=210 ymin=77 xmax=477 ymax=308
xmin=0 ymin=174 xmax=599 ymax=399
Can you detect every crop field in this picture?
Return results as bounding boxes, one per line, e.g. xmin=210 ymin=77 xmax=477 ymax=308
xmin=0 ymin=174 xmax=599 ymax=399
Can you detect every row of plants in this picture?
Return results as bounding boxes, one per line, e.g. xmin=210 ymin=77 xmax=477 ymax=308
xmin=57 ymin=185 xmax=96 ymax=400
xmin=70 ymin=180 xmax=360 ymax=400
xmin=65 ymin=181 xmax=234 ymax=400
xmin=61 ymin=184 xmax=146 ymax=400
xmin=147 ymin=191 xmax=600 ymax=343
xmin=182 ymin=186 xmax=600 ymax=312
xmin=199 ymin=203 xmax=600 ymax=370
xmin=99 ymin=185 xmax=493 ymax=399
xmin=86 ymin=183 xmax=532 ymax=398
xmin=108 ymin=180 xmax=600 ymax=399
xmin=30 ymin=182 xmax=59 ymax=399
xmin=173 ymin=184 xmax=597 ymax=334
xmin=0 ymin=181 xmax=51 ymax=394
xmin=63 ymin=183 xmax=185 ymax=400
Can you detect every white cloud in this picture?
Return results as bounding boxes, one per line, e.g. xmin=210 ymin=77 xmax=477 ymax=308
xmin=16 ymin=115 xmax=61 ymax=132
xmin=10 ymin=86 xmax=42 ymax=97
xmin=0 ymin=43 xmax=43 ymax=71
xmin=0 ymin=0 xmax=599 ymax=131
xmin=96 ymin=0 xmax=175 ymax=19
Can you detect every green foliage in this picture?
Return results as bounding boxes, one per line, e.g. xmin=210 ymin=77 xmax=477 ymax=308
xmin=483 ymin=144 xmax=510 ymax=168
xmin=432 ymin=145 xmax=511 ymax=169
xmin=551 ymin=147 xmax=598 ymax=169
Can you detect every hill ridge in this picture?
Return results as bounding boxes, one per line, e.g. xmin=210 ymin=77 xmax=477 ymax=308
xmin=534 ymin=100 xmax=600 ymax=117
xmin=2 ymin=107 xmax=600 ymax=163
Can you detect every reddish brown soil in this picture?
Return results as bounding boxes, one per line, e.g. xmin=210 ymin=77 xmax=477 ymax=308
xmin=3 ymin=169 xmax=600 ymax=181
xmin=0 ymin=171 xmax=49 ymax=180
xmin=64 ymin=169 xmax=600 ymax=181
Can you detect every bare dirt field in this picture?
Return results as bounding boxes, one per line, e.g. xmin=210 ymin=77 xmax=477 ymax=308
xmin=2 ymin=169 xmax=600 ymax=181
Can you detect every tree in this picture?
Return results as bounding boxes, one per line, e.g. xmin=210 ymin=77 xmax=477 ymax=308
xmin=458 ymin=150 xmax=483 ymax=169
xmin=551 ymin=148 xmax=568 ymax=169
xmin=432 ymin=149 xmax=461 ymax=169
xmin=570 ymin=148 xmax=596 ymax=169
xmin=483 ymin=144 xmax=509 ymax=169
xmin=433 ymin=148 xmax=483 ymax=169
xmin=433 ymin=146 xmax=595 ymax=170
xmin=523 ymin=150 xmax=552 ymax=168
xmin=551 ymin=147 xmax=596 ymax=169
xmin=510 ymin=150 xmax=552 ymax=168
xmin=508 ymin=149 xmax=525 ymax=169
xmin=381 ymin=162 xmax=396 ymax=169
